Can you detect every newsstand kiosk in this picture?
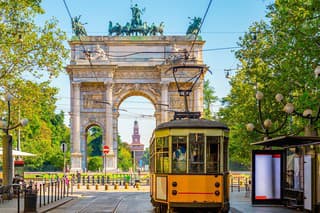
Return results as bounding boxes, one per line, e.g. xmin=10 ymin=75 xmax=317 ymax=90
xmin=252 ymin=136 xmax=320 ymax=212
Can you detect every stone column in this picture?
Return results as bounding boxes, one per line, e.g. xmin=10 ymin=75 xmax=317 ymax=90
xmin=160 ymin=82 xmax=169 ymax=123
xmin=70 ymin=82 xmax=82 ymax=172
xmin=194 ymin=81 xmax=203 ymax=113
xmin=113 ymin=111 xmax=120 ymax=170
xmin=105 ymin=82 xmax=115 ymax=170
xmin=155 ymin=111 xmax=161 ymax=126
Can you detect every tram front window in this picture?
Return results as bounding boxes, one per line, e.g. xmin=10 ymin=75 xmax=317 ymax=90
xmin=206 ymin=136 xmax=220 ymax=173
xmin=156 ymin=137 xmax=169 ymax=173
xmin=189 ymin=133 xmax=204 ymax=173
xmin=172 ymin=136 xmax=187 ymax=173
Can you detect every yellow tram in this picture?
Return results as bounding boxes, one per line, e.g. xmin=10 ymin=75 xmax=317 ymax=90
xmin=149 ymin=118 xmax=230 ymax=212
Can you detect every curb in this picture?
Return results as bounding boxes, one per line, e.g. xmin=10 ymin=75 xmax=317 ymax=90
xmin=38 ymin=197 xmax=73 ymax=213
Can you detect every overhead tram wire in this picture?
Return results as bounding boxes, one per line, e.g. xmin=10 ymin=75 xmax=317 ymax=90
xmin=160 ymin=0 xmax=214 ymax=85
xmin=188 ymin=0 xmax=213 ymax=55
xmin=62 ymin=0 xmax=100 ymax=82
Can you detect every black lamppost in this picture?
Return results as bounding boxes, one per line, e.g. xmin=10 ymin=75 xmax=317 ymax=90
xmin=0 ymin=93 xmax=28 ymax=198
xmin=247 ymin=65 xmax=320 ymax=138
xmin=273 ymin=65 xmax=320 ymax=136
xmin=246 ymin=91 xmax=290 ymax=140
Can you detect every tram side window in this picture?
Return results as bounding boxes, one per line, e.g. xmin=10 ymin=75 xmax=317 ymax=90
xmin=223 ymin=137 xmax=229 ymax=172
xmin=150 ymin=138 xmax=155 ymax=173
xmin=172 ymin=136 xmax=187 ymax=173
xmin=206 ymin=136 xmax=219 ymax=173
xmin=155 ymin=137 xmax=169 ymax=173
xmin=189 ymin=133 xmax=204 ymax=173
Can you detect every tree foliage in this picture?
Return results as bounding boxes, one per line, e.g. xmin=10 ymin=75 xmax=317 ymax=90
xmin=203 ymin=79 xmax=218 ymax=120
xmin=141 ymin=148 xmax=150 ymax=167
xmin=117 ymin=135 xmax=133 ymax=172
xmin=86 ymin=126 xmax=103 ymax=171
xmin=87 ymin=126 xmax=102 ymax=157
xmin=0 ymin=0 xmax=68 ymax=84
xmin=0 ymin=80 xmax=70 ymax=171
xmin=0 ymin=1 xmax=69 ymax=171
xmin=219 ymin=0 xmax=320 ymax=168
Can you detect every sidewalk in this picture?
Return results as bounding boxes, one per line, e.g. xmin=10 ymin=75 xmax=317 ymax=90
xmin=0 ymin=194 xmax=73 ymax=213
xmin=230 ymin=191 xmax=301 ymax=213
xmin=0 ymin=185 xmax=149 ymax=213
xmin=0 ymin=186 xmax=302 ymax=213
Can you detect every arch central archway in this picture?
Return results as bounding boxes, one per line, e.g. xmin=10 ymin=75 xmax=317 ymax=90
xmin=67 ymin=36 xmax=207 ymax=172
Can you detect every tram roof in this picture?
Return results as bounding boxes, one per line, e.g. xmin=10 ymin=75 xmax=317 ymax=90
xmin=155 ymin=119 xmax=229 ymax=130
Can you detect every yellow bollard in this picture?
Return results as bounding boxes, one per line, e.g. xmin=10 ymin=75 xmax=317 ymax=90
xmin=86 ymin=184 xmax=90 ymax=190
xmin=105 ymin=184 xmax=108 ymax=191
xmin=136 ymin=183 xmax=140 ymax=189
xmin=125 ymin=183 xmax=128 ymax=189
xmin=77 ymin=183 xmax=80 ymax=189
xmin=96 ymin=184 xmax=99 ymax=190
xmin=114 ymin=184 xmax=118 ymax=190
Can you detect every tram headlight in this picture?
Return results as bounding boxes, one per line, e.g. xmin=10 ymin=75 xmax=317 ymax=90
xmin=172 ymin=181 xmax=177 ymax=187
xmin=215 ymin=182 xmax=220 ymax=188
xmin=172 ymin=190 xmax=177 ymax=195
xmin=215 ymin=190 xmax=220 ymax=196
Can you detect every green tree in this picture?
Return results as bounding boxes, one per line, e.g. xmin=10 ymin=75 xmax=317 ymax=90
xmin=88 ymin=156 xmax=103 ymax=172
xmin=0 ymin=80 xmax=70 ymax=171
xmin=0 ymin=1 xmax=69 ymax=171
xmin=117 ymin=135 xmax=133 ymax=172
xmin=203 ymin=79 xmax=218 ymax=119
xmin=141 ymin=148 xmax=150 ymax=167
xmin=0 ymin=0 xmax=68 ymax=85
xmin=87 ymin=126 xmax=103 ymax=171
xmin=87 ymin=126 xmax=102 ymax=156
xmin=219 ymin=0 xmax=320 ymax=168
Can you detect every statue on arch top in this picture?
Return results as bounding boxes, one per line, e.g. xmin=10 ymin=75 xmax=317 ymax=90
xmin=186 ymin=16 xmax=202 ymax=36
xmin=71 ymin=15 xmax=87 ymax=37
xmin=131 ymin=4 xmax=145 ymax=28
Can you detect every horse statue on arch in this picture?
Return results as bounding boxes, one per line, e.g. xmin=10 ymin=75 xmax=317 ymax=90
xmin=149 ymin=22 xmax=164 ymax=36
xmin=108 ymin=21 xmax=122 ymax=36
xmin=186 ymin=17 xmax=201 ymax=35
xmin=121 ymin=22 xmax=131 ymax=36
xmin=72 ymin=15 xmax=87 ymax=37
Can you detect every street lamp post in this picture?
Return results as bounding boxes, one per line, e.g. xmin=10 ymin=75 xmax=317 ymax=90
xmin=0 ymin=94 xmax=28 ymax=198
xmin=246 ymin=91 xmax=290 ymax=140
xmin=275 ymin=94 xmax=319 ymax=137
xmin=247 ymin=65 xmax=320 ymax=138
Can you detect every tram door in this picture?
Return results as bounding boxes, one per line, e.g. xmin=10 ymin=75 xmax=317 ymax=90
xmin=304 ymin=155 xmax=312 ymax=211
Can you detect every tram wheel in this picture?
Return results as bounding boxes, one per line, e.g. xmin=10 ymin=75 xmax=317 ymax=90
xmin=219 ymin=203 xmax=230 ymax=213
xmin=159 ymin=203 xmax=167 ymax=213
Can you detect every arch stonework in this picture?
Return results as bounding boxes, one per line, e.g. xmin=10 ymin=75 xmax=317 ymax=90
xmin=67 ymin=36 xmax=207 ymax=172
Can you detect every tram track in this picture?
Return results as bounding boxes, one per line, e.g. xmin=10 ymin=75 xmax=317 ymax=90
xmin=112 ymin=193 xmax=140 ymax=213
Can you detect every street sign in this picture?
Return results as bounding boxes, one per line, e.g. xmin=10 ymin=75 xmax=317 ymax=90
xmin=103 ymin=145 xmax=109 ymax=154
xmin=61 ymin=143 xmax=67 ymax=153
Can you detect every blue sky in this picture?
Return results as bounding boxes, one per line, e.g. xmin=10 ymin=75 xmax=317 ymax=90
xmin=36 ymin=0 xmax=272 ymax=147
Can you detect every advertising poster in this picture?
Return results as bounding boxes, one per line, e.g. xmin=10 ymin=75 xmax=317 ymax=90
xmin=252 ymin=150 xmax=283 ymax=204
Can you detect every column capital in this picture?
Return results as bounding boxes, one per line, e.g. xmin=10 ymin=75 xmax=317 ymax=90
xmin=104 ymin=81 xmax=114 ymax=89
xmin=113 ymin=110 xmax=120 ymax=119
xmin=160 ymin=81 xmax=169 ymax=87
xmin=72 ymin=81 xmax=81 ymax=87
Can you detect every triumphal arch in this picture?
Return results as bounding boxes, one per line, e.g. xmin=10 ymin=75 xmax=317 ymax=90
xmin=67 ymin=6 xmax=208 ymax=172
